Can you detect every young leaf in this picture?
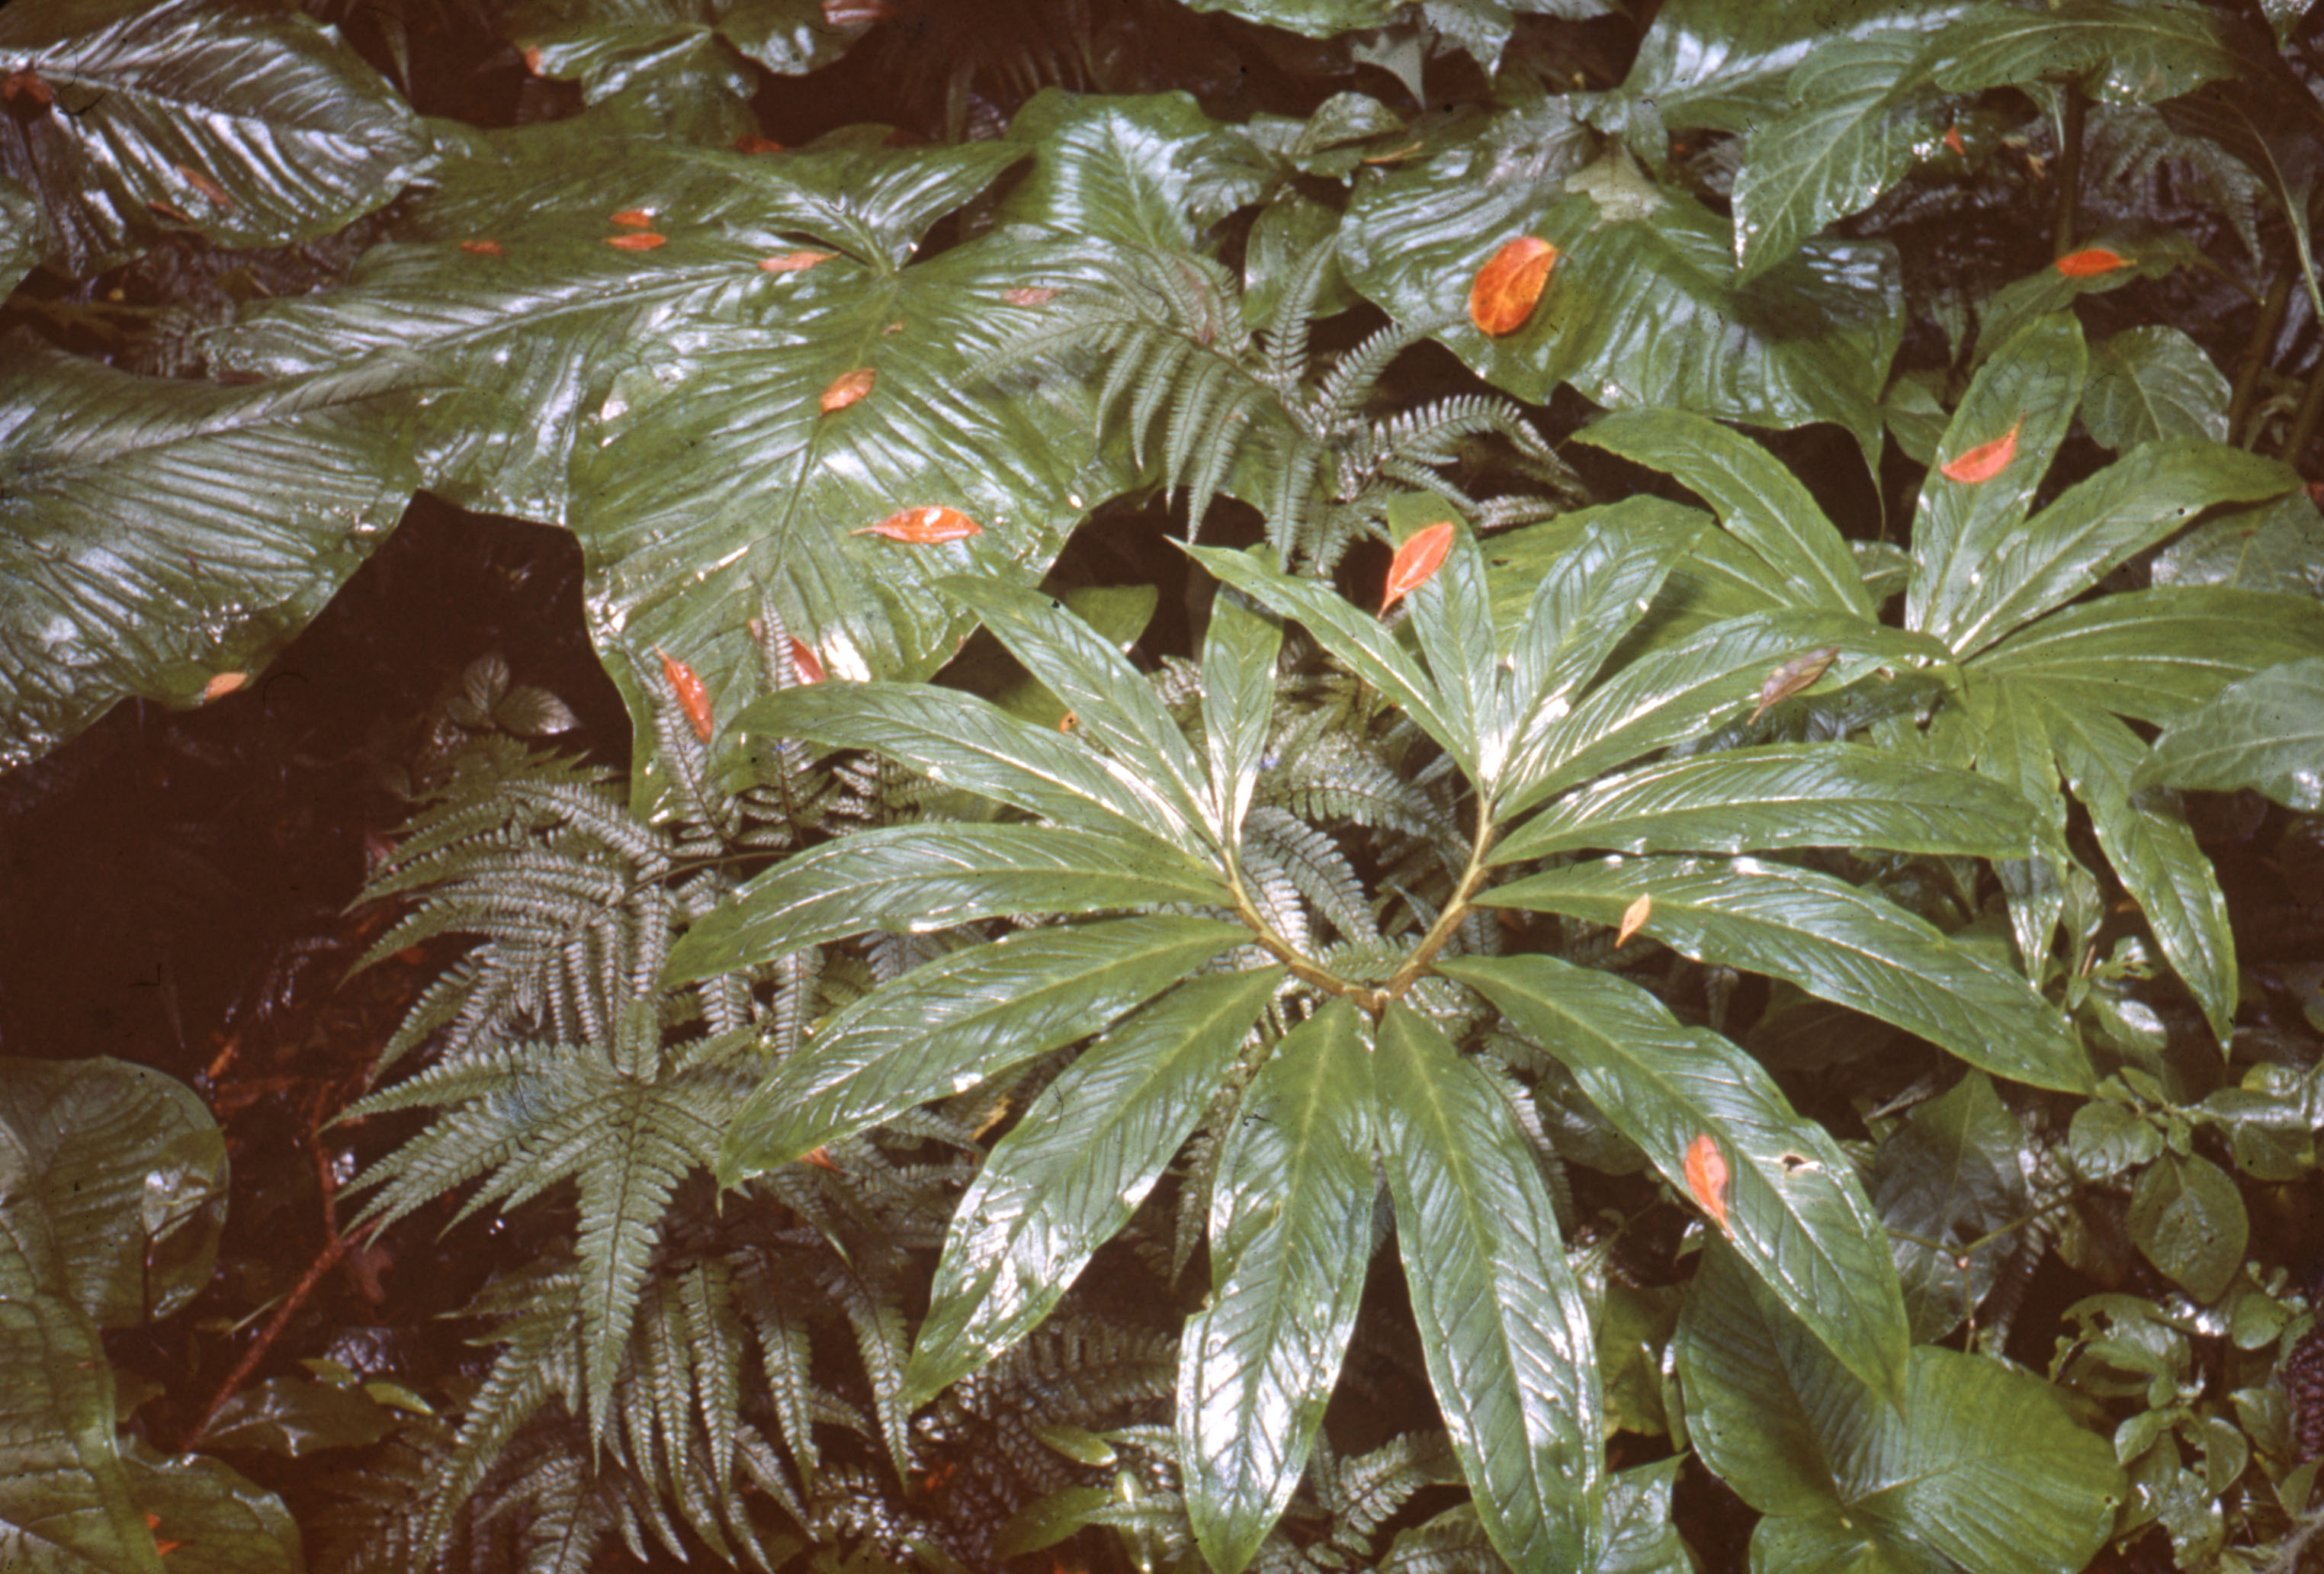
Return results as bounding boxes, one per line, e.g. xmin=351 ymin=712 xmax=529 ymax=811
xmin=1380 ymin=519 xmax=1456 ymax=613
xmin=1467 ymin=236 xmax=1558 ymax=336
xmin=904 ymin=966 xmax=1284 ymax=1405
xmin=716 ymin=916 xmax=1246 ymax=1185
xmin=1180 ymin=1001 xmax=1373 ymax=1574
xmin=1374 ymin=1004 xmax=1604 ymax=1572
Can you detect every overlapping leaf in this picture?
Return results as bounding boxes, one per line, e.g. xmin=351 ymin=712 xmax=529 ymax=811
xmin=2083 ymin=326 xmax=2230 ymax=448
xmin=2133 ymin=655 xmax=2324 ymax=811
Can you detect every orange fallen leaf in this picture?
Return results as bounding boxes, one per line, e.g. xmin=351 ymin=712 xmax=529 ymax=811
xmin=1940 ymin=416 xmax=2023 ymax=483
xmin=202 ymin=671 xmax=248 ymax=702
xmin=521 ymin=45 xmax=543 ymax=74
xmin=656 ymin=648 xmax=714 ymax=741
xmin=801 ymin=1145 xmax=843 ymax=1171
xmin=1748 ymin=645 xmax=1841 ymax=723
xmin=733 ymin=134 xmax=785 ymax=153
xmin=1379 ymin=520 xmax=1456 ymax=613
xmin=820 ymin=367 xmax=875 ymax=413
xmin=789 ymin=638 xmax=826 ymax=685
xmin=3 ymin=69 xmax=55 ymax=108
xmin=1469 ymin=236 xmax=1558 ymax=336
xmin=459 ymin=238 xmax=503 ymax=256
xmin=855 ymin=506 xmax=980 ymax=544
xmin=605 ymin=232 xmax=666 ymax=251
xmin=2056 ymin=246 xmax=2128 ymax=278
xmin=610 ymin=208 xmax=653 ymax=227
xmin=1684 ymin=1133 xmax=1731 ymax=1232
xmin=760 ymin=249 xmax=836 ymax=272
xmin=1616 ymin=892 xmax=1652 ymax=946
xmin=175 ymin=163 xmax=231 ymax=207
xmin=1004 ymin=286 xmax=1058 ymax=306
xmin=1943 ymin=124 xmax=1965 ymax=156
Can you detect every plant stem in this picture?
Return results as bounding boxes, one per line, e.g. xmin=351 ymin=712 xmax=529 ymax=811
xmin=1383 ymin=794 xmax=1497 ymax=1001
xmin=2050 ymin=81 xmax=2085 ymax=259
xmin=2230 ymin=274 xmax=2294 ymax=446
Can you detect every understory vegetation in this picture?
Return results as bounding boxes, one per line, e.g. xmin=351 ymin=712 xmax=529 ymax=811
xmin=5 ymin=1 xmax=2324 ymax=1571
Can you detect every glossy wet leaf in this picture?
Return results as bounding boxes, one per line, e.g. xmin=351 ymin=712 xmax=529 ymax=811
xmin=1443 ymin=955 xmax=1910 ymax=1406
xmin=1969 ymin=586 xmax=2324 ymax=726
xmin=665 ymin=824 xmax=1228 ymax=985
xmin=1677 ymin=1242 xmax=2122 ymax=1574
xmin=1748 ymin=645 xmax=1841 ymax=721
xmin=2083 ymin=327 xmax=2229 ymax=449
xmin=1927 ymin=0 xmax=2236 ymax=105
xmin=1199 ymin=586 xmax=1282 ymax=846
xmin=1180 ymin=1001 xmax=1373 ymax=1574
xmin=1467 ymin=236 xmax=1557 ymax=336
xmin=1488 ymin=499 xmax=1707 ymax=710
xmin=1870 ymin=1071 xmax=2032 ymax=1341
xmin=716 ymin=916 xmax=1245 ymax=1184
xmin=2127 ymin=1155 xmax=2248 ymax=1303
xmin=2133 ymin=656 xmax=2324 ymax=811
xmin=1485 ymin=856 xmax=2091 ymax=1093
xmin=905 ymin=966 xmax=1282 ymax=1404
xmin=0 ymin=1281 xmax=160 ymax=1574
xmin=1374 ymin=1004 xmax=1603 ymax=1572
xmin=1397 ymin=509 xmax=1511 ymax=784
xmin=0 ymin=0 xmax=425 ymax=274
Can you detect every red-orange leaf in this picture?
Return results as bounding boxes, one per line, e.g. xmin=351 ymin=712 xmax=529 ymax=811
xmin=610 ymin=208 xmax=653 ymax=227
xmin=656 ymin=649 xmax=714 ymax=740
xmin=175 ymin=163 xmax=231 ymax=207
xmin=789 ymin=638 xmax=826 ymax=685
xmin=459 ymin=238 xmax=503 ymax=257
xmin=202 ymin=671 xmax=248 ymax=702
xmin=854 ymin=506 xmax=980 ymax=544
xmin=148 ymin=198 xmax=194 ymax=224
xmin=1748 ymin=645 xmax=1841 ymax=723
xmin=605 ymin=232 xmax=665 ymax=251
xmin=820 ymin=368 xmax=875 ymax=413
xmin=1004 ymin=286 xmax=1058 ymax=307
xmin=1684 ymin=1133 xmax=1732 ymax=1233
xmin=1616 ymin=892 xmax=1652 ymax=946
xmin=1468 ymin=236 xmax=1558 ymax=336
xmin=3 ymin=69 xmax=55 ymax=108
xmin=801 ymin=1145 xmax=843 ymax=1171
xmin=2056 ymin=246 xmax=2128 ymax=278
xmin=733 ymin=134 xmax=785 ymax=153
xmin=521 ymin=45 xmax=543 ymax=74
xmin=1379 ymin=520 xmax=1456 ymax=613
xmin=1943 ymin=124 xmax=1965 ymax=156
xmin=1940 ymin=416 xmax=2023 ymax=483
xmin=760 ymin=249 xmax=836 ymax=272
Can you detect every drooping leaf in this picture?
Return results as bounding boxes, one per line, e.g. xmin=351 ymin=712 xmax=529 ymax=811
xmin=0 ymin=0 xmax=427 ymax=274
xmin=716 ymin=916 xmax=1247 ymax=1184
xmin=1485 ymin=856 xmax=2091 ymax=1093
xmin=1180 ymin=1001 xmax=1373 ymax=1574
xmin=0 ymin=338 xmax=425 ymax=771
xmin=2133 ymin=655 xmax=2324 ymax=811
xmin=1441 ymin=955 xmax=1910 ymax=1405
xmin=1373 ymin=1004 xmax=1604 ymax=1572
xmin=664 ymin=825 xmax=1231 ymax=985
xmin=904 ymin=966 xmax=1283 ymax=1404
xmin=1676 ymin=1242 xmax=2123 ymax=1574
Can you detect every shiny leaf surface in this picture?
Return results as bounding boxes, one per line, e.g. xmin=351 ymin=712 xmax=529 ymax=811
xmin=1199 ymin=586 xmax=1282 ymax=846
xmin=1869 ymin=1071 xmax=2032 ymax=1340
xmin=2083 ymin=326 xmax=2229 ymax=448
xmin=1973 ymin=587 xmax=2324 ymax=725
xmin=2133 ymin=655 xmax=2324 ymax=811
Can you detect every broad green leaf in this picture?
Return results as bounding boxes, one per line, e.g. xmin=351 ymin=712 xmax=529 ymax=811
xmin=1200 ymin=586 xmax=1282 ymax=846
xmin=1676 ymin=1242 xmax=2123 ymax=1574
xmin=940 ymin=577 xmax=1216 ymax=850
xmin=1935 ymin=679 xmax=2072 ymax=969
xmin=1929 ymin=0 xmax=2236 ymax=104
xmin=1907 ymin=313 xmax=2088 ymax=653
xmin=2083 ymin=326 xmax=2230 ymax=448
xmin=1442 ymin=956 xmax=1910 ymax=1405
xmin=1577 ymin=410 xmax=1871 ymax=616
xmin=1191 ymin=544 xmax=1466 ymax=774
xmin=1973 ymin=586 xmax=2324 ymax=725
xmin=197 ymin=1375 xmax=395 ymax=1458
xmin=1869 ymin=1071 xmax=2032 ymax=1340
xmin=1504 ymin=612 xmax=1947 ymax=814
xmin=0 ymin=0 xmax=426 ymax=274
xmin=1732 ymin=34 xmax=1940 ymax=284
xmin=1491 ymin=744 xmax=2036 ymax=866
xmin=995 ymin=88 xmax=1263 ymax=246
xmin=0 ymin=176 xmax=43 ymax=297
xmin=1180 ymin=1001 xmax=1373 ymax=1574
xmin=1485 ymin=856 xmax=2091 ymax=1092
xmin=663 ymin=825 xmax=1229 ymax=985
xmin=2127 ymin=1155 xmax=2249 ymax=1304
xmin=1179 ymin=0 xmax=1398 ymax=38
xmin=2040 ymin=696 xmax=2237 ymax=1041
xmin=716 ymin=916 xmax=1245 ymax=1184
xmin=118 ymin=1440 xmax=300 ymax=1574
xmin=1935 ymin=437 xmax=2295 ymax=660
xmin=1374 ymin=1004 xmax=1603 ymax=1573
xmin=1486 ymin=499 xmax=1706 ymax=709
xmin=0 ymin=1058 xmax=226 ymax=1328
xmin=0 ymin=1278 xmax=162 ymax=1574
xmin=904 ymin=967 xmax=1282 ymax=1405
xmin=0 ymin=338 xmax=424 ymax=772
xmin=728 ymin=680 xmax=1193 ymax=849
xmin=2151 ymin=493 xmax=2324 ymax=596
xmin=510 ymin=0 xmax=868 ymax=86
xmin=2133 ymin=656 xmax=2324 ymax=811
xmin=1343 ymin=147 xmax=1905 ymax=466
xmin=1403 ymin=513 xmax=1510 ymax=785
xmin=1598 ymin=1457 xmax=1690 ymax=1574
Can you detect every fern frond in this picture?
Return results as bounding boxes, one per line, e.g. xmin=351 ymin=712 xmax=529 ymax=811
xmin=1258 ymin=230 xmax=1340 ymax=394
xmin=1244 ymin=805 xmax=1377 ymax=943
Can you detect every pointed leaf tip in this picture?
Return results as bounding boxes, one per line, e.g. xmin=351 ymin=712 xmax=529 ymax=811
xmin=1380 ymin=521 xmax=1456 ymax=613
xmin=820 ymin=368 xmax=876 ymax=413
xmin=1940 ymin=417 xmax=2023 ymax=483
xmin=854 ymin=506 xmax=980 ymax=543
xmin=1469 ymin=237 xmax=1558 ymax=336
xmin=656 ymin=649 xmax=714 ymax=740
xmin=1684 ymin=1133 xmax=1731 ymax=1232
xmin=2056 ymin=246 xmax=2128 ymax=278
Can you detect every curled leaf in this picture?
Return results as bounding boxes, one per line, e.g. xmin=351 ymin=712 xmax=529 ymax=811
xmin=1748 ymin=645 xmax=1841 ymax=722
xmin=1684 ymin=1133 xmax=1732 ymax=1233
xmin=1468 ymin=236 xmax=1558 ymax=336
xmin=1616 ymin=892 xmax=1652 ymax=946
xmin=605 ymin=232 xmax=666 ymax=252
xmin=820 ymin=368 xmax=875 ymax=413
xmin=854 ymin=506 xmax=980 ymax=544
xmin=788 ymin=638 xmax=826 ymax=685
xmin=2056 ymin=246 xmax=2128 ymax=278
xmin=656 ymin=648 xmax=714 ymax=741
xmin=610 ymin=209 xmax=653 ymax=227
xmin=760 ymin=249 xmax=836 ymax=272
xmin=175 ymin=164 xmax=231 ymax=207
xmin=1003 ymin=286 xmax=1058 ymax=307
xmin=1379 ymin=520 xmax=1456 ymax=613
xmin=459 ymin=239 xmax=503 ymax=257
xmin=202 ymin=671 xmax=248 ymax=702
xmin=1939 ymin=417 xmax=2022 ymax=484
